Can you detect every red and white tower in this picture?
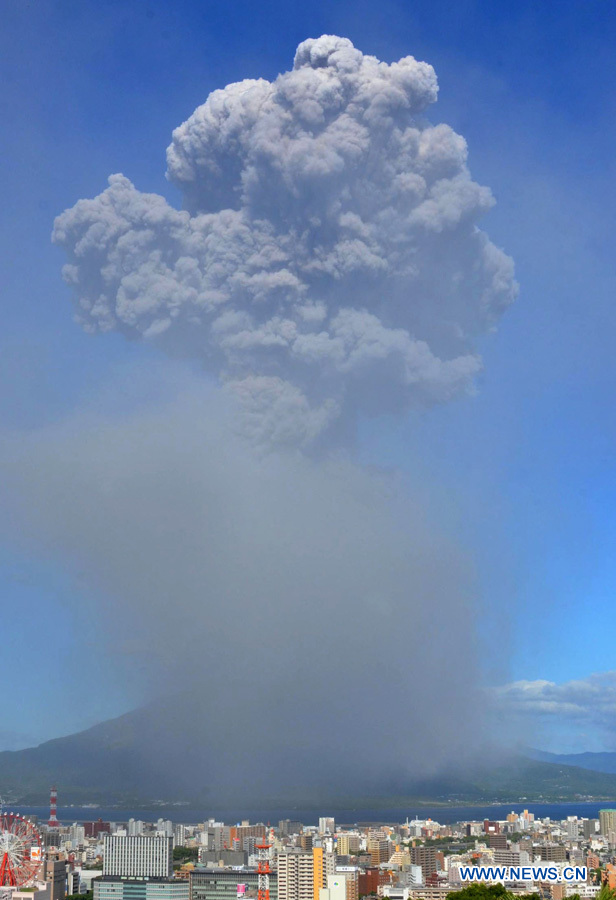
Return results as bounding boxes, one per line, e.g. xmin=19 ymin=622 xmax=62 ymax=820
xmin=47 ymin=786 xmax=59 ymax=827
xmin=256 ymin=837 xmax=271 ymax=900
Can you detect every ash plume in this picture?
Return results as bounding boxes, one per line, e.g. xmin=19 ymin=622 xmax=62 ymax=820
xmin=53 ymin=34 xmax=516 ymax=448
xmin=0 ymin=36 xmax=516 ymax=799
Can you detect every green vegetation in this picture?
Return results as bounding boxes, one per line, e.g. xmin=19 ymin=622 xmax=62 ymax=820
xmin=173 ymin=846 xmax=199 ymax=862
xmin=446 ymin=887 xmax=540 ymax=900
xmin=596 ymin=888 xmax=616 ymax=900
xmin=66 ymin=893 xmax=93 ymax=900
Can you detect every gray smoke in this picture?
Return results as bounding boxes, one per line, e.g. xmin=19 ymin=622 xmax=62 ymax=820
xmin=1 ymin=36 xmax=515 ymax=797
xmin=1 ymin=383 xmax=482 ymax=795
xmin=53 ymin=34 xmax=516 ymax=448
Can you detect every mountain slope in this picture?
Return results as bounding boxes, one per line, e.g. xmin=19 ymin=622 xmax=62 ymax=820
xmin=4 ymin=703 xmax=616 ymax=805
xmin=527 ymin=748 xmax=616 ymax=775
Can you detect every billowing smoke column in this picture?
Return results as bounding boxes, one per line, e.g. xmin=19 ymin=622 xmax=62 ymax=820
xmin=17 ymin=36 xmax=520 ymax=798
xmin=53 ymin=35 xmax=516 ymax=448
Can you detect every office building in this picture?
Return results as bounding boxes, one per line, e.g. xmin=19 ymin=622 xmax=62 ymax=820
xmin=103 ymin=835 xmax=173 ymax=878
xmin=319 ymin=876 xmax=344 ymax=900
xmin=86 ymin=820 xmax=112 ymax=838
xmin=367 ymin=838 xmax=389 ymax=867
xmin=190 ymin=869 xmax=278 ymax=900
xmin=493 ymin=850 xmax=530 ymax=867
xmin=333 ymin=868 xmax=358 ymax=900
xmin=202 ymin=826 xmax=232 ymax=852
xmin=157 ymin=821 xmax=174 ymax=839
xmin=565 ymin=818 xmax=579 ymax=840
xmin=45 ymin=859 xmax=67 ymax=900
xmin=539 ymin=844 xmax=566 ymax=862
xmin=357 ymin=870 xmax=390 ymax=896
xmin=584 ymin=821 xmax=600 ymax=840
xmin=335 ymin=836 xmax=360 ymax=857
xmin=488 ymin=835 xmax=507 ymax=850
xmin=69 ymin=825 xmax=86 ymax=847
xmin=231 ymin=825 xmax=266 ymax=845
xmin=94 ymin=878 xmax=188 ymax=900
xmin=279 ymin=822 xmax=303 ymax=838
xmin=409 ymin=847 xmax=438 ymax=878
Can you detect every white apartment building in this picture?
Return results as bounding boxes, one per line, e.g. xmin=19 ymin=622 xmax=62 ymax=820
xmin=103 ymin=834 xmax=173 ymax=878
xmin=277 ymin=849 xmax=315 ymax=900
xmin=128 ymin=820 xmax=145 ymax=836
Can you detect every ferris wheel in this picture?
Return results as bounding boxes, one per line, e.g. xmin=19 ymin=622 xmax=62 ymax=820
xmin=0 ymin=813 xmax=43 ymax=887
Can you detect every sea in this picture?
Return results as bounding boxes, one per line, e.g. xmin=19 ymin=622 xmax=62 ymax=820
xmin=4 ymin=801 xmax=612 ymax=827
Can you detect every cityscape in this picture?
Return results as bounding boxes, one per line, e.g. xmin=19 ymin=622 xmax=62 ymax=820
xmin=6 ymin=791 xmax=616 ymax=900
xmin=2 ymin=8 xmax=615 ymax=900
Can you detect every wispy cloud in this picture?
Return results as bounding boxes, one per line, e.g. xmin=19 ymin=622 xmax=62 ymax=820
xmin=492 ymin=672 xmax=616 ymax=750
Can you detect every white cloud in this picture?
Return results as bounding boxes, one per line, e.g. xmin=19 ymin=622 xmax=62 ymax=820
xmin=493 ymin=672 xmax=616 ymax=743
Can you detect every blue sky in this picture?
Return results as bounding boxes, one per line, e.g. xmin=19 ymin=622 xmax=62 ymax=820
xmin=1 ymin=0 xmax=616 ymax=753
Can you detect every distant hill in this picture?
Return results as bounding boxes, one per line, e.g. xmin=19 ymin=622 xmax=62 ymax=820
xmin=4 ymin=702 xmax=616 ymax=806
xmin=527 ymin=748 xmax=616 ymax=775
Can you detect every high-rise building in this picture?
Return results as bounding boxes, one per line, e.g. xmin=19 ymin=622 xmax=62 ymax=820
xmin=318 ymin=875 xmax=344 ymax=900
xmin=367 ymin=840 xmax=389 ymax=867
xmin=313 ymin=848 xmax=324 ymax=900
xmin=243 ymin=837 xmax=257 ymax=856
xmin=357 ymin=869 xmax=390 ymax=896
xmin=279 ymin=822 xmax=303 ymax=838
xmin=232 ymin=826 xmax=266 ymax=846
xmin=277 ymin=849 xmax=323 ymax=900
xmin=129 ymin=821 xmax=145 ymax=837
xmin=318 ymin=821 xmax=335 ymax=836
xmin=203 ymin=826 xmax=232 ymax=852
xmin=103 ymin=835 xmax=173 ymax=879
xmin=45 ymin=858 xmax=67 ymax=900
xmin=157 ymin=821 xmax=174 ymax=839
xmin=584 ymin=820 xmax=600 ymax=840
xmin=409 ymin=847 xmax=438 ymax=878
xmin=488 ymin=835 xmax=507 ymax=850
xmin=335 ymin=836 xmax=360 ymax=857
xmin=69 ymin=825 xmax=86 ymax=847
xmin=600 ymin=811 xmax=616 ymax=836
xmin=85 ymin=820 xmax=112 ymax=839
xmin=566 ymin=820 xmax=579 ymax=840
xmin=332 ymin=868 xmax=358 ymax=900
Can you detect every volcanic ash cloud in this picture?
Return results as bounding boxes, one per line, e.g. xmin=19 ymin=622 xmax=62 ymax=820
xmin=53 ymin=34 xmax=517 ymax=448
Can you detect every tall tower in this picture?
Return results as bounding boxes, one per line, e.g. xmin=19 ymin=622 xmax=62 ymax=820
xmin=256 ymin=837 xmax=271 ymax=900
xmin=47 ymin=786 xmax=59 ymax=827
